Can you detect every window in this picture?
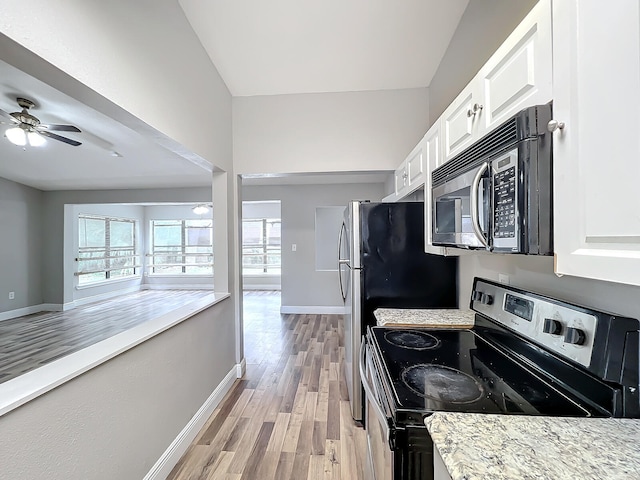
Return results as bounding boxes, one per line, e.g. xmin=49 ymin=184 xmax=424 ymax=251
xmin=242 ymin=218 xmax=281 ymax=275
xmin=150 ymin=219 xmax=213 ymax=275
xmin=77 ymin=215 xmax=138 ymax=285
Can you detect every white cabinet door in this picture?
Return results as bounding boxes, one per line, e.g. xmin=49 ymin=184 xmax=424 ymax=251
xmin=478 ymin=0 xmax=552 ymax=135
xmin=406 ymin=141 xmax=425 ymax=189
xmin=423 ymin=123 xmax=445 ymax=255
xmin=393 ymin=162 xmax=408 ymax=198
xmin=441 ymin=78 xmax=482 ymax=162
xmin=552 ymin=0 xmax=640 ymax=286
xmin=393 ymin=139 xmax=427 ymax=201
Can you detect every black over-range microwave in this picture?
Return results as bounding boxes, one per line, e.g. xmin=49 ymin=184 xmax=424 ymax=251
xmin=431 ymin=103 xmax=553 ymax=255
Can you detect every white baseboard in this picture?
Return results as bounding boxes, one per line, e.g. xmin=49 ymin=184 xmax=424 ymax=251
xmin=0 ymin=285 xmax=217 ymax=322
xmin=143 ymin=284 xmax=215 ymax=290
xmin=236 ymin=358 xmax=246 ymax=378
xmin=41 ymin=303 xmax=72 ymax=312
xmin=0 ymin=302 xmax=74 ymax=322
xmin=143 ymin=364 xmax=239 ymax=480
xmin=73 ymin=285 xmax=143 ymax=308
xmin=280 ymin=305 xmax=348 ymax=315
xmin=0 ymin=304 xmax=48 ymax=322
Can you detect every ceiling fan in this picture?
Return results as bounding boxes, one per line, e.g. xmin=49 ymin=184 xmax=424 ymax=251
xmin=0 ymin=97 xmax=82 ymax=147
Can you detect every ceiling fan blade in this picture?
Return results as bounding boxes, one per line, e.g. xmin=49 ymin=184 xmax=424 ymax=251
xmin=39 ymin=123 xmax=81 ymax=133
xmin=39 ymin=130 xmax=82 ymax=146
xmin=0 ymin=108 xmax=19 ymax=123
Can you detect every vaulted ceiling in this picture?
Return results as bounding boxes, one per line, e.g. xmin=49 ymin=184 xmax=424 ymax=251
xmin=179 ymin=0 xmax=469 ymax=96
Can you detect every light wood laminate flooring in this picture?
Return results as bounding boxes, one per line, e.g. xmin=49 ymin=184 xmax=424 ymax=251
xmin=167 ymin=291 xmax=367 ymax=480
xmin=0 ymin=289 xmax=212 ymax=384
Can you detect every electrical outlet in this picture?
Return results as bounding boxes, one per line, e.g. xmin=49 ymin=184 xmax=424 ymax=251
xmin=498 ymin=274 xmax=510 ymax=285
xmin=291 ymin=244 xmax=297 ymax=252
xmin=8 ymin=292 xmax=15 ymax=300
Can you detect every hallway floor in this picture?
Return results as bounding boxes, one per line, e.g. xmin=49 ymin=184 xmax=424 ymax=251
xmin=166 ymin=291 xmax=367 ymax=479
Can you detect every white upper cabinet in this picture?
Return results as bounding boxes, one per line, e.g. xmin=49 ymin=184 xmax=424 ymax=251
xmin=388 ymin=136 xmax=427 ymax=202
xmin=393 ymin=163 xmax=408 ymax=199
xmin=477 ymin=0 xmax=552 ymax=136
xmin=406 ymin=142 xmax=425 ymax=187
xmin=552 ymin=0 xmax=640 ymax=286
xmin=441 ymin=79 xmax=482 ymax=162
xmin=423 ymin=122 xmax=445 ymax=255
xmin=441 ymin=0 xmax=552 ymax=164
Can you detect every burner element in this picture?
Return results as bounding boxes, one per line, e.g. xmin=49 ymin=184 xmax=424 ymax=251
xmin=402 ymin=364 xmax=485 ymax=404
xmin=384 ymin=330 xmax=441 ymax=350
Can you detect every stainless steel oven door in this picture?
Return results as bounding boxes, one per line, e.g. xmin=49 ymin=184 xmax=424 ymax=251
xmin=360 ymin=339 xmax=393 ymax=480
xmin=432 ymin=162 xmax=491 ymax=249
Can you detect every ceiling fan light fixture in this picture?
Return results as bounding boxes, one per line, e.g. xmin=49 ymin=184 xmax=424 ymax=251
xmin=27 ymin=131 xmax=46 ymax=147
xmin=5 ymin=126 xmax=27 ymax=146
xmin=192 ymin=204 xmax=211 ymax=215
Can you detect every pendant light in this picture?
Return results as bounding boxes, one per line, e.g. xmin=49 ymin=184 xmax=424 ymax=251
xmin=192 ymin=204 xmax=211 ymax=215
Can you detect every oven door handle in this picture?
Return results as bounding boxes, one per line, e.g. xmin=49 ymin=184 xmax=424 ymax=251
xmin=359 ymin=338 xmax=391 ymax=447
xmin=470 ymin=161 xmax=490 ymax=249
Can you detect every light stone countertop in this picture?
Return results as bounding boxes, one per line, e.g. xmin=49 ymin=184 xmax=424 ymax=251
xmin=374 ymin=308 xmax=475 ymax=328
xmin=425 ymin=412 xmax=640 ymax=480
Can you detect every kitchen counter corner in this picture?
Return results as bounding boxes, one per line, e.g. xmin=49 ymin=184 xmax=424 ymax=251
xmin=425 ymin=412 xmax=640 ymax=480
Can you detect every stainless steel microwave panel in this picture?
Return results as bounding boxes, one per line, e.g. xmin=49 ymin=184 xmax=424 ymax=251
xmin=491 ymin=149 xmax=519 ymax=252
xmin=432 ymin=163 xmax=489 ymax=249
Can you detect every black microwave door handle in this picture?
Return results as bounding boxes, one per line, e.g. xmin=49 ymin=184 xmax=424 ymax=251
xmin=471 ymin=162 xmax=490 ymax=249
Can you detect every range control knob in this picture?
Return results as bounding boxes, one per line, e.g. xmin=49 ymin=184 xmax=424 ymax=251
xmin=564 ymin=327 xmax=586 ymax=346
xmin=543 ymin=318 xmax=563 ymax=336
xmin=472 ymin=291 xmax=483 ymax=301
xmin=480 ymin=293 xmax=494 ymax=305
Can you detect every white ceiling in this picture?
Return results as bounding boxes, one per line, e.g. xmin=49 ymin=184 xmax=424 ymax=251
xmin=179 ymin=0 xmax=469 ymax=96
xmin=0 ymin=58 xmax=212 ymax=191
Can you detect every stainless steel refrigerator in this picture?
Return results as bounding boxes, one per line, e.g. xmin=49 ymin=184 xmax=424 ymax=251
xmin=338 ymin=201 xmax=458 ymax=423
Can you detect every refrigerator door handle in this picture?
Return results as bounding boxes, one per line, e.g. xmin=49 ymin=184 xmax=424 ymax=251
xmin=338 ymin=221 xmax=348 ymax=302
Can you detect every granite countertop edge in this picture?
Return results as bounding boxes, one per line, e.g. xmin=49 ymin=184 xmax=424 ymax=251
xmin=425 ymin=412 xmax=640 ymax=480
xmin=374 ymin=308 xmax=475 ymax=327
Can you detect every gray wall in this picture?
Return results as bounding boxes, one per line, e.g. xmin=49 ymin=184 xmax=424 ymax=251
xmin=233 ymin=88 xmax=430 ymax=175
xmin=459 ymin=255 xmax=640 ymax=319
xmin=430 ymin=0 xmax=640 ymax=317
xmin=0 ymin=298 xmax=235 ymax=480
xmin=243 ymin=182 xmax=385 ymax=309
xmin=0 ymin=177 xmax=43 ymax=312
xmin=428 ymin=0 xmax=538 ymax=124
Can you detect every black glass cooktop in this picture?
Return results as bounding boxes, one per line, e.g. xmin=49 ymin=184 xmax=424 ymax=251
xmin=369 ymin=326 xmax=594 ymax=422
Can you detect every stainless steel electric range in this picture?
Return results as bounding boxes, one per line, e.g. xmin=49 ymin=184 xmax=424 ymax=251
xmin=361 ymin=277 xmax=640 ymax=480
